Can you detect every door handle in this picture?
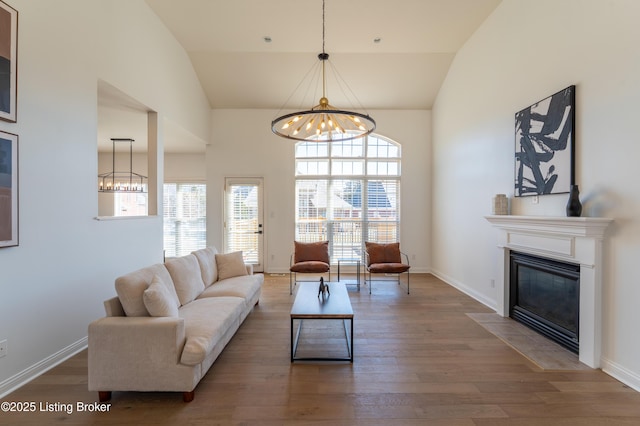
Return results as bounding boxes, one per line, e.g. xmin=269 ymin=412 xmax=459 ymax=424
xmin=254 ymin=230 xmax=263 ymax=234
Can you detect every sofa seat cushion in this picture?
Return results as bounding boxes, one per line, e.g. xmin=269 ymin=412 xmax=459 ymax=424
xmin=368 ymin=263 xmax=410 ymax=273
xmin=178 ymin=297 xmax=245 ymax=366
xmin=115 ymin=264 xmax=180 ymax=317
xmin=290 ymin=261 xmax=330 ymax=273
xmin=197 ymin=274 xmax=263 ymax=302
xmin=165 ymin=254 xmax=206 ymax=306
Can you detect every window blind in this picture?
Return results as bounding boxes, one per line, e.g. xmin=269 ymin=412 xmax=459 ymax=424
xmin=163 ymin=183 xmax=206 ymax=257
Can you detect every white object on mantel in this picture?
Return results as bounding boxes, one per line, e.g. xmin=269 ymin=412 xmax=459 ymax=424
xmin=485 ymin=215 xmax=613 ymax=369
xmin=492 ymin=194 xmax=509 ymax=215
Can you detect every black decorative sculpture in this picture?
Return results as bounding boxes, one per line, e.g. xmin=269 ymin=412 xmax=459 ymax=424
xmin=318 ymin=277 xmax=330 ymax=298
xmin=566 ymin=184 xmax=582 ymax=217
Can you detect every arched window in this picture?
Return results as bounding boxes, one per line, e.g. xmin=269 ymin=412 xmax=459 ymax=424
xmin=294 ymin=134 xmax=401 ymax=263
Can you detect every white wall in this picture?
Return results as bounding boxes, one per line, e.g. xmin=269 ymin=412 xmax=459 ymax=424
xmin=0 ymin=0 xmax=210 ymax=395
xmin=208 ymin=109 xmax=431 ymax=273
xmin=165 ymin=153 xmax=206 ymax=182
xmin=432 ymin=0 xmax=640 ymax=389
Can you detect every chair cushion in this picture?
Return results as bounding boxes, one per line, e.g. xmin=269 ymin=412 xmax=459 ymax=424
xmin=368 ymin=263 xmax=410 ymax=273
xmin=365 ymin=242 xmax=401 ymax=265
xmin=290 ymin=261 xmax=330 ymax=273
xmin=294 ymin=241 xmax=329 ymax=264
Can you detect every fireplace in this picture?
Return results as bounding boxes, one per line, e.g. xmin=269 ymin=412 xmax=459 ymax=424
xmin=485 ymin=215 xmax=612 ymax=368
xmin=509 ymin=251 xmax=580 ymax=353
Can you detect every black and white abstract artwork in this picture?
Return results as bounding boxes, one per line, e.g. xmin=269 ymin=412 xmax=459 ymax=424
xmin=514 ymin=85 xmax=575 ymax=197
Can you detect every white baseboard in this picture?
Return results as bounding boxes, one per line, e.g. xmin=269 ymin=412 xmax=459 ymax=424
xmin=0 ymin=337 xmax=88 ymax=399
xmin=601 ymin=356 xmax=640 ymax=393
xmin=429 ymin=268 xmax=496 ymax=311
xmin=266 ymin=269 xmax=290 ymax=275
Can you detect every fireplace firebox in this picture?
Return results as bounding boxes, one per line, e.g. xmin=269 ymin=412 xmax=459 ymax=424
xmin=509 ymin=251 xmax=580 ymax=353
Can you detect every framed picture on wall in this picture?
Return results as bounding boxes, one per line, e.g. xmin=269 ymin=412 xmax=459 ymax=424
xmin=0 ymin=130 xmax=18 ymax=247
xmin=0 ymin=0 xmax=18 ymax=123
xmin=514 ymin=85 xmax=575 ymax=197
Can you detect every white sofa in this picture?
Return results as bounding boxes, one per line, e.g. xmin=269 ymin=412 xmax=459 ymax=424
xmin=88 ymin=247 xmax=263 ymax=402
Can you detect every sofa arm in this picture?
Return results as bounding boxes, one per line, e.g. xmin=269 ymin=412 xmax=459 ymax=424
xmin=88 ymin=316 xmax=186 ymax=391
xmin=103 ymin=296 xmax=125 ymax=317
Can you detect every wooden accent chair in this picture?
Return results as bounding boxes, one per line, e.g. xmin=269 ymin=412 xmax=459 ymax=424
xmin=289 ymin=241 xmax=331 ymax=294
xmin=364 ymin=242 xmax=410 ymax=294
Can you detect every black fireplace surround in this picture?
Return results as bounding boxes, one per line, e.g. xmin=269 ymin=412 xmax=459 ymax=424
xmin=509 ymin=251 xmax=580 ymax=353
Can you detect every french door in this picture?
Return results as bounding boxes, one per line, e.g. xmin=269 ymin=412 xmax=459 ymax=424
xmin=224 ymin=178 xmax=264 ymax=272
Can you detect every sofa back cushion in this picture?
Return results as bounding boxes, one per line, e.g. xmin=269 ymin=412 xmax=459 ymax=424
xmin=192 ymin=247 xmax=218 ymax=286
xmin=115 ymin=264 xmax=179 ymax=317
xmin=165 ymin=254 xmax=206 ymax=305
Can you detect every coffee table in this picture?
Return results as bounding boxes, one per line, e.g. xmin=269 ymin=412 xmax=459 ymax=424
xmin=290 ymin=281 xmax=354 ymax=362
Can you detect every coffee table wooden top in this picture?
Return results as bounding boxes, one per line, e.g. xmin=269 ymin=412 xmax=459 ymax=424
xmin=290 ymin=282 xmax=353 ymax=319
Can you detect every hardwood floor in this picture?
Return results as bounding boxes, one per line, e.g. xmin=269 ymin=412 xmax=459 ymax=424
xmin=3 ymin=273 xmax=640 ymax=425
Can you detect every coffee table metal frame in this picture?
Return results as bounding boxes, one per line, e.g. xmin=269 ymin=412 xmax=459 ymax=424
xmin=290 ymin=282 xmax=354 ymax=363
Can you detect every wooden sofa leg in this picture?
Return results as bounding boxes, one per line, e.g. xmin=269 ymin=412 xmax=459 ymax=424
xmin=98 ymin=391 xmax=112 ymax=402
xmin=255 ymin=300 xmax=259 ymax=306
xmin=183 ymin=391 xmax=195 ymax=402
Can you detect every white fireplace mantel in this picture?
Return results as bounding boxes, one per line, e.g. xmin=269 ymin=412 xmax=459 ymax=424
xmin=485 ymin=215 xmax=613 ymax=368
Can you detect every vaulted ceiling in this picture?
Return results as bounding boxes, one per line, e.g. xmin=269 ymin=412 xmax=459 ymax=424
xmin=145 ymin=0 xmax=501 ymax=110
xmin=99 ymin=0 xmax=501 ymax=153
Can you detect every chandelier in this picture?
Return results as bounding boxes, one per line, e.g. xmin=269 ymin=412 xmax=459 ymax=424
xmin=271 ymin=0 xmax=375 ymax=142
xmin=98 ymin=138 xmax=148 ymax=193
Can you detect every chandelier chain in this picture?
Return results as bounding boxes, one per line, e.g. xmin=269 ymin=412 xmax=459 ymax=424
xmin=322 ymin=0 xmax=325 ymax=55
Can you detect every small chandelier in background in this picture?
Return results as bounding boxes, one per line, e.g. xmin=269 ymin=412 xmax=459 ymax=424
xmin=98 ymin=138 xmax=148 ymax=193
xmin=271 ymin=0 xmax=375 ymax=142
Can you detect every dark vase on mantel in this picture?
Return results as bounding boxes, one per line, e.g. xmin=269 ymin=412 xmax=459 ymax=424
xmin=566 ymin=184 xmax=582 ymax=217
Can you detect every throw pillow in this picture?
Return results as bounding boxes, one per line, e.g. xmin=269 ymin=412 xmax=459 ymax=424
xmin=365 ymin=242 xmax=401 ymax=265
xmin=143 ymin=275 xmax=179 ymax=317
xmin=215 ymin=251 xmax=248 ymax=281
xmin=294 ymin=240 xmax=330 ymax=264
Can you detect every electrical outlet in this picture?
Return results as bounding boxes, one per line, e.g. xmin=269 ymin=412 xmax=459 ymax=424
xmin=0 ymin=339 xmax=7 ymax=358
xmin=532 ymin=195 xmax=539 ymax=204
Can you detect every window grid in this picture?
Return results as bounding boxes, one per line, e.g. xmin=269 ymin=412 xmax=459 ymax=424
xmin=295 ymin=134 xmax=401 ymax=264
